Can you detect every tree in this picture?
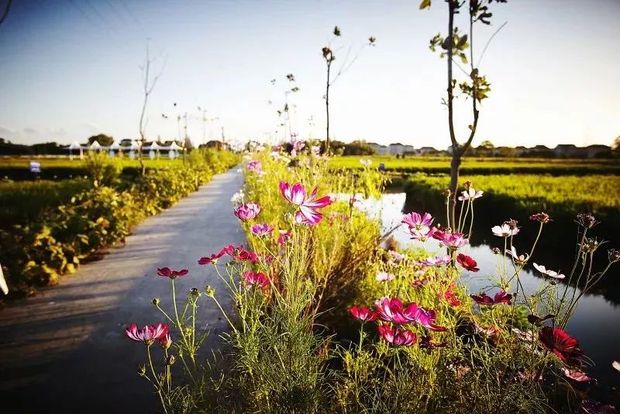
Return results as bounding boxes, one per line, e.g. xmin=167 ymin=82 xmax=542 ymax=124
xmin=138 ymin=42 xmax=164 ymax=174
xmin=87 ymin=134 xmax=114 ymax=146
xmin=420 ymin=0 xmax=506 ymax=225
xmin=322 ymin=26 xmax=375 ymax=153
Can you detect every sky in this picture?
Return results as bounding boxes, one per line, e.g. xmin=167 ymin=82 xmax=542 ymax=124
xmin=0 ymin=0 xmax=618 ymax=149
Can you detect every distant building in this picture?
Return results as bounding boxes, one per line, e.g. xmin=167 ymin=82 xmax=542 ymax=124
xmin=368 ymin=142 xmax=389 ymax=155
xmin=584 ymin=145 xmax=611 ymax=158
xmin=417 ymin=146 xmax=439 ymax=155
xmin=554 ymin=144 xmax=581 ymax=158
xmin=389 ymin=143 xmax=414 ymax=155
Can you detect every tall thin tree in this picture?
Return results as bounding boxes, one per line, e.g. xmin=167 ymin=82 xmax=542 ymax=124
xmin=420 ymin=0 xmax=506 ymax=226
xmin=138 ymin=42 xmax=164 ymax=175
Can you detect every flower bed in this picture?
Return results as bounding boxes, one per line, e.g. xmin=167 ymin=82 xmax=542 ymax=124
xmin=125 ymin=147 xmax=619 ymax=413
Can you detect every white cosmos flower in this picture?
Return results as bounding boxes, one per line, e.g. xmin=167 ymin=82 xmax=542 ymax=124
xmin=533 ymin=263 xmax=565 ymax=279
xmin=360 ymin=158 xmax=372 ymax=167
xmin=458 ymin=187 xmax=484 ymax=201
xmin=612 ymin=361 xmax=620 ymax=372
xmin=492 ymin=223 xmax=520 ymax=237
xmin=507 ymin=246 xmax=530 ymax=264
xmin=376 ymin=271 xmax=395 ymax=282
xmin=0 ymin=266 xmax=8 ymax=295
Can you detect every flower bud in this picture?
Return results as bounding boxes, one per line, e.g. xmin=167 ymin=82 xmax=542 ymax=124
xmin=205 ymin=285 xmax=216 ymax=297
xmin=607 ymin=248 xmax=620 ymax=264
xmin=190 ymin=287 xmax=201 ymax=298
xmin=152 ymin=298 xmax=160 ymax=306
xmin=139 ymin=365 xmax=147 ymax=376
xmin=167 ymin=355 xmax=176 ymax=365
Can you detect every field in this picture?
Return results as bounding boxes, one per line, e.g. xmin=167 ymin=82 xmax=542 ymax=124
xmin=329 ymin=155 xmax=620 ymax=175
xmin=0 ymin=179 xmax=92 ymax=227
xmin=0 ymin=156 xmax=187 ymax=180
xmin=405 ymin=173 xmax=620 ymax=213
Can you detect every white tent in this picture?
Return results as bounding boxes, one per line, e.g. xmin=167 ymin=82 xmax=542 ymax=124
xmin=69 ymin=141 xmax=82 ymax=150
xmin=147 ymin=142 xmax=161 ymax=150
xmin=169 ymin=142 xmax=183 ymax=151
xmin=89 ymin=141 xmax=102 ymax=151
xmin=109 ymin=141 xmax=120 ymax=150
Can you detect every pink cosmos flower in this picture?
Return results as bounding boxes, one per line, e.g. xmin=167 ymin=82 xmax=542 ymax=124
xmin=388 ymin=250 xmax=405 ymax=263
xmin=419 ymin=255 xmax=451 ymax=267
xmin=349 ymin=306 xmax=377 ymax=322
xmin=279 ymin=181 xmax=333 ymax=225
xmin=243 ymin=271 xmax=270 ymax=289
xmin=434 ymin=231 xmax=468 ymax=249
xmin=456 ymin=253 xmax=479 ymax=272
xmin=562 ymin=368 xmax=591 ymax=382
xmin=375 ymin=297 xmax=412 ymax=324
xmin=234 ymin=203 xmax=261 ymax=221
xmin=409 ymin=305 xmax=447 ymax=332
xmin=198 ymin=244 xmax=235 ymax=265
xmin=157 ymin=267 xmax=189 ymax=279
xmin=277 ymin=230 xmax=292 ymax=244
xmin=246 ymin=160 xmax=262 ymax=173
xmin=377 ymin=324 xmax=417 ymax=346
xmin=376 ymin=271 xmax=395 ymax=282
xmin=251 ymin=223 xmax=274 ymax=237
xmin=402 ymin=212 xmax=435 ymax=241
xmin=125 ymin=323 xmax=169 ymax=344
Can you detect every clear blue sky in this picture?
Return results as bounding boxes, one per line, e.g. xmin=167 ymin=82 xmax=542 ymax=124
xmin=0 ymin=0 xmax=618 ymax=148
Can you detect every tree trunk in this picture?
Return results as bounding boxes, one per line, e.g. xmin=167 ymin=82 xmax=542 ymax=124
xmin=449 ymin=151 xmax=461 ymax=228
xmin=325 ymin=61 xmax=331 ymax=154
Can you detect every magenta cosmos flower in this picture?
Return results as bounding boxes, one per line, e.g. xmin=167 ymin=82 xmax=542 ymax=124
xmin=246 ymin=160 xmax=262 ymax=173
xmin=251 ymin=223 xmax=274 ymax=237
xmin=157 ymin=267 xmax=189 ymax=279
xmin=198 ymin=244 xmax=235 ymax=265
xmin=377 ymin=324 xmax=417 ymax=346
xmin=243 ymin=271 xmax=270 ymax=289
xmin=279 ymin=181 xmax=333 ymax=225
xmin=375 ymin=297 xmax=447 ymax=331
xmin=277 ymin=230 xmax=291 ymax=244
xmin=471 ymin=290 xmax=512 ymax=306
xmin=125 ymin=323 xmax=169 ymax=344
xmin=234 ymin=203 xmax=261 ymax=221
xmin=349 ymin=305 xmax=377 ymax=322
xmin=456 ymin=253 xmax=479 ymax=272
xmin=539 ymin=326 xmax=584 ymax=365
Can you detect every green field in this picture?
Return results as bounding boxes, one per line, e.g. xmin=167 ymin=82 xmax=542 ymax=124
xmin=406 ymin=173 xmax=620 ymax=213
xmin=0 ymin=179 xmax=92 ymax=227
xmin=329 ymin=155 xmax=620 ymax=175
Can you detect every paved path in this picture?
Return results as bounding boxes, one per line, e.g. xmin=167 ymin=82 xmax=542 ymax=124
xmin=0 ymin=168 xmax=245 ymax=413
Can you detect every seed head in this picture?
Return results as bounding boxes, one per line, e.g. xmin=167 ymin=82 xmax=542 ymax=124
xmin=529 ymin=212 xmax=551 ymax=224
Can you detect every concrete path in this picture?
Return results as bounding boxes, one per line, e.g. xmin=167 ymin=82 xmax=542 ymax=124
xmin=0 ymin=168 xmax=245 ymax=413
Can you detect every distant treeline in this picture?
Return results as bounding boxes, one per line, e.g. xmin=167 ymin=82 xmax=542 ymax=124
xmin=0 ymin=139 xmax=67 ymax=155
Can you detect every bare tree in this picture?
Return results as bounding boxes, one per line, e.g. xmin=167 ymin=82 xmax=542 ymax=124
xmin=322 ymin=27 xmax=375 ymax=154
xmin=138 ymin=42 xmax=164 ymax=175
xmin=421 ymin=0 xmax=506 ymax=226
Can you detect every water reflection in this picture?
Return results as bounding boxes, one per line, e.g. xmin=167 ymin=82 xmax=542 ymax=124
xmin=352 ymin=193 xmax=620 ymax=387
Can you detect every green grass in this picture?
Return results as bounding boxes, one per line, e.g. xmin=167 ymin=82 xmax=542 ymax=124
xmin=329 ymin=155 xmax=620 ymax=175
xmin=407 ymin=173 xmax=620 ymax=212
xmin=0 ymin=156 xmax=185 ymax=170
xmin=0 ymin=179 xmax=92 ymax=227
